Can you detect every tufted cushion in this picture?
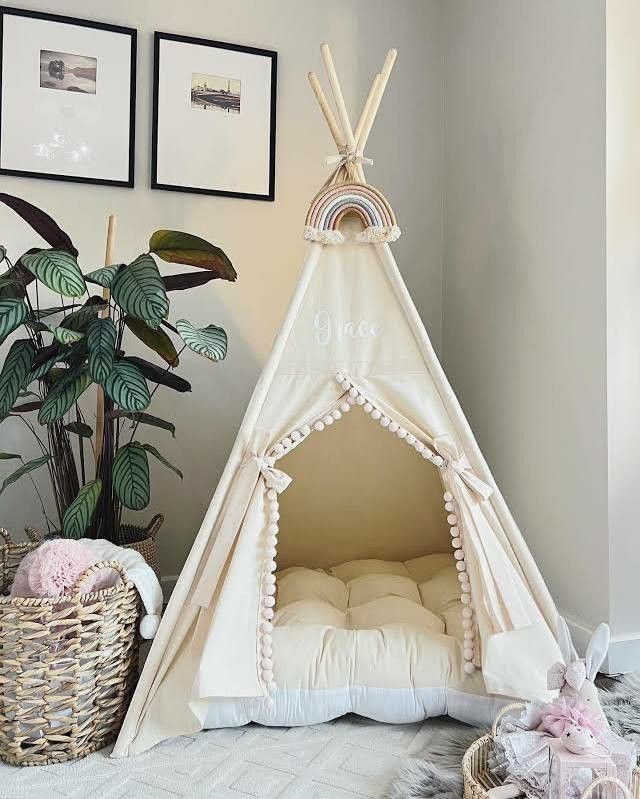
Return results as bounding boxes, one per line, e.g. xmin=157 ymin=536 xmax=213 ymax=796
xmin=275 ymin=554 xmax=461 ymax=638
xmin=277 ymin=568 xmax=348 ymax=611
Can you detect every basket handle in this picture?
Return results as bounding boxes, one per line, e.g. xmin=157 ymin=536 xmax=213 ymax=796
xmin=580 ymin=776 xmax=632 ymax=799
xmin=71 ymin=559 xmax=129 ymax=600
xmin=492 ymin=702 xmax=527 ymax=737
xmin=24 ymin=526 xmax=42 ymax=544
xmin=0 ymin=527 xmax=11 ymax=546
xmin=146 ymin=513 xmax=164 ymax=540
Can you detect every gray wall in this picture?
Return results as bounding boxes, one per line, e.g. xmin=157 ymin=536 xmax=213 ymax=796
xmin=441 ymin=1 xmax=609 ymax=629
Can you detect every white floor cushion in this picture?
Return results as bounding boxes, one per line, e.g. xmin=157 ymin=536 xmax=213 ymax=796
xmin=203 ymin=553 xmax=507 ymax=729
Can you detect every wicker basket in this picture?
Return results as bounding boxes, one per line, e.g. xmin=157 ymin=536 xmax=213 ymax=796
xmin=114 ymin=513 xmax=164 ymax=579
xmin=0 ymin=528 xmax=141 ymax=766
xmin=462 ymin=702 xmax=640 ymax=799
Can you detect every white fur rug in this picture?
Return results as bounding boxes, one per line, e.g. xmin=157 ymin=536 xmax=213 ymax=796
xmin=387 ymin=674 xmax=640 ymax=799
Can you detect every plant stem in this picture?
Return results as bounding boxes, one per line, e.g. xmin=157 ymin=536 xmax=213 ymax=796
xmin=76 ymin=404 xmax=86 ymax=485
xmin=19 ymin=457 xmax=55 ymax=533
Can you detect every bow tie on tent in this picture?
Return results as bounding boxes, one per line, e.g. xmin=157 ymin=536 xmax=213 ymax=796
xmin=250 ymin=455 xmax=293 ymax=494
xmin=325 ymin=146 xmax=373 ymax=184
xmin=433 ymin=436 xmax=493 ymax=501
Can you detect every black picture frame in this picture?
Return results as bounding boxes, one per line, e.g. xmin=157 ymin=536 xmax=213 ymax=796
xmin=152 ymin=31 xmax=277 ymax=201
xmin=0 ymin=6 xmax=136 ymax=187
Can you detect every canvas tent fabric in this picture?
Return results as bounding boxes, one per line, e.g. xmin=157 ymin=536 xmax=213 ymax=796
xmin=112 ymin=44 xmax=562 ymax=758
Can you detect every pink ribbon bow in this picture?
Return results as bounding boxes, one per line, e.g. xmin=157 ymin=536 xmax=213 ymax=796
xmin=547 ymin=659 xmax=587 ymax=691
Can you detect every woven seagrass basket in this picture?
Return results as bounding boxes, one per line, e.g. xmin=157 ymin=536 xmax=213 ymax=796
xmin=114 ymin=513 xmax=164 ymax=579
xmin=0 ymin=528 xmax=141 ymax=766
xmin=463 ymin=702 xmax=640 ymax=799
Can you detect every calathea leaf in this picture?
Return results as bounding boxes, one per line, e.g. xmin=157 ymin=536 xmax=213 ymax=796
xmin=104 ymin=360 xmax=150 ymax=412
xmin=62 ymin=479 xmax=102 ymax=539
xmin=0 ymin=453 xmax=21 ymax=460
xmin=0 ymin=257 xmax=37 ymax=300
xmin=111 ymin=254 xmax=169 ymax=328
xmin=11 ymin=399 xmax=43 ymax=413
xmin=149 ymin=230 xmax=236 ymax=281
xmin=21 ymin=249 xmax=86 ymax=297
xmin=109 ymin=410 xmax=175 ymax=437
xmin=50 ymin=326 xmax=84 ymax=345
xmin=124 ymin=315 xmax=179 ymax=367
xmin=86 ymin=317 xmax=117 ymax=383
xmin=0 ymin=194 xmax=77 ymax=255
xmin=28 ymin=343 xmax=64 ymax=382
xmin=38 ymin=369 xmax=92 ymax=423
xmin=176 ymin=319 xmax=228 ymax=361
xmin=59 ymin=296 xmax=108 ymax=332
xmin=25 ymin=320 xmax=50 ymax=333
xmin=31 ymin=304 xmax=81 ymax=320
xmin=141 ymin=443 xmax=183 ymax=479
xmin=0 ymin=298 xmax=28 ymax=345
xmin=64 ymin=421 xmax=93 ymax=437
xmin=85 ymin=264 xmax=120 ymax=288
xmin=162 ymin=271 xmax=222 ymax=291
xmin=112 ymin=442 xmax=150 ymax=510
xmin=123 ymin=356 xmax=191 ymax=393
xmin=0 ymin=339 xmax=36 ymax=417
xmin=0 ymin=455 xmax=51 ymax=496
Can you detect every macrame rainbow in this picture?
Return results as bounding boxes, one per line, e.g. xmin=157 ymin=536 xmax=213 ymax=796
xmin=304 ymin=182 xmax=401 ymax=244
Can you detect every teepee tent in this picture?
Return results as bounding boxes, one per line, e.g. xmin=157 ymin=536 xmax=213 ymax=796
xmin=113 ymin=44 xmax=562 ymax=758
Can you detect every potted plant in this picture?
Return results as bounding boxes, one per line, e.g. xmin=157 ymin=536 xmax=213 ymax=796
xmin=0 ymin=193 xmax=235 ymax=569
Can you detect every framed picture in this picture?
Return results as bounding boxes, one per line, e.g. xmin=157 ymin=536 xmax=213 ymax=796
xmin=152 ymin=32 xmax=277 ymax=201
xmin=0 ymin=7 xmax=136 ymax=187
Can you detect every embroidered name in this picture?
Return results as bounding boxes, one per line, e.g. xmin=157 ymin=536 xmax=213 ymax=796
xmin=313 ymin=310 xmax=383 ymax=346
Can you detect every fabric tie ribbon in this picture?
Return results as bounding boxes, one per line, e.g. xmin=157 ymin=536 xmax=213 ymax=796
xmin=547 ymin=659 xmax=587 ymax=691
xmin=433 ymin=436 xmax=493 ymax=501
xmin=248 ymin=454 xmax=293 ymax=494
xmin=324 ymin=146 xmax=373 ymax=185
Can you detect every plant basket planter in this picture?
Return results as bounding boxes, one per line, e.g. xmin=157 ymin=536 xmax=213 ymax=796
xmin=462 ymin=702 xmax=640 ymax=799
xmin=114 ymin=513 xmax=164 ymax=579
xmin=0 ymin=528 xmax=141 ymax=766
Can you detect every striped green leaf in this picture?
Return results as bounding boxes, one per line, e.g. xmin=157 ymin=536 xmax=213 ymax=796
xmin=0 ymin=339 xmax=35 ymax=417
xmin=38 ymin=370 xmax=91 ymax=424
xmin=85 ymin=265 xmax=120 ymax=288
xmin=0 ymin=455 xmax=51 ymax=496
xmin=0 ymin=299 xmax=28 ymax=345
xmin=124 ymin=316 xmax=179 ymax=367
xmin=62 ymin=479 xmax=102 ymax=539
xmin=113 ymin=443 xmax=150 ymax=510
xmin=0 ymin=452 xmax=21 ymax=460
xmin=176 ymin=319 xmax=227 ymax=361
xmin=104 ymin=360 xmax=150 ymax=412
xmin=21 ymin=249 xmax=86 ymax=297
xmin=142 ymin=443 xmax=183 ymax=479
xmin=51 ymin=326 xmax=84 ymax=345
xmin=87 ymin=317 xmax=117 ymax=384
xmin=111 ymin=254 xmax=169 ymax=328
xmin=59 ymin=296 xmax=107 ymax=333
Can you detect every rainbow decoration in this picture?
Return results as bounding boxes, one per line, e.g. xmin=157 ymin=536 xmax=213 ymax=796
xmin=304 ymin=182 xmax=401 ymax=244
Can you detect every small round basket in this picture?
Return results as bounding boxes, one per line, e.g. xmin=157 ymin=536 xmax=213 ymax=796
xmin=114 ymin=513 xmax=164 ymax=579
xmin=462 ymin=702 xmax=640 ymax=799
xmin=0 ymin=529 xmax=141 ymax=766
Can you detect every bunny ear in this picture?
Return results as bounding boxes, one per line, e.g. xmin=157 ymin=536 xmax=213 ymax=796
xmin=557 ymin=615 xmax=578 ymax=664
xmin=585 ymin=623 xmax=610 ymax=680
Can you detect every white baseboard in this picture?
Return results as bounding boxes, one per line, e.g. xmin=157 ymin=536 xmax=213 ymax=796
xmin=160 ymin=574 xmax=178 ymax=603
xmin=564 ymin=612 xmax=640 ymax=674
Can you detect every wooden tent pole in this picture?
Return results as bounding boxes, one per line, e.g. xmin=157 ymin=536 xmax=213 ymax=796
xmin=320 ymin=43 xmax=366 ymax=181
xmin=354 ymin=73 xmax=381 ymax=145
xmin=308 ymin=71 xmax=344 ymax=149
xmin=358 ymin=48 xmax=397 ymax=153
xmin=94 ymin=214 xmax=116 ymax=466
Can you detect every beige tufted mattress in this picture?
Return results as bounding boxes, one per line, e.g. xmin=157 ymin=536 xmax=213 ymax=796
xmin=203 ymin=553 xmax=507 ymax=729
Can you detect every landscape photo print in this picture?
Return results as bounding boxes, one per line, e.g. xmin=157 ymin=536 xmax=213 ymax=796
xmin=40 ymin=49 xmax=97 ymax=93
xmin=191 ymin=73 xmax=240 ymax=113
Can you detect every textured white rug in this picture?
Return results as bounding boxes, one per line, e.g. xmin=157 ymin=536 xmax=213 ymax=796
xmin=0 ymin=715 xmax=460 ymax=799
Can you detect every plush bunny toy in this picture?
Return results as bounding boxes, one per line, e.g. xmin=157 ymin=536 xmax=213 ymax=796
xmin=547 ymin=616 xmax=610 ymax=728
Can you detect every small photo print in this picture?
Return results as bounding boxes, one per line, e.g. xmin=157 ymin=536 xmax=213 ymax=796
xmin=191 ymin=73 xmax=241 ymax=114
xmin=40 ymin=50 xmax=97 ymax=94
